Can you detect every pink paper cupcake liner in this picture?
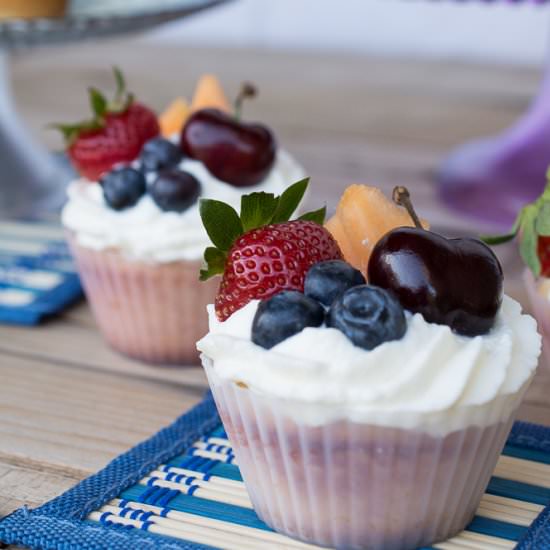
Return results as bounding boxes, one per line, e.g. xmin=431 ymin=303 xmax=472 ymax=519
xmin=524 ymin=268 xmax=550 ymax=373
xmin=68 ymin=235 xmax=218 ymax=365
xmin=203 ymin=357 xmax=527 ymax=550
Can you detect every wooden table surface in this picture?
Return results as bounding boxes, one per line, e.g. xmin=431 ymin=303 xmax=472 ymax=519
xmin=1 ymin=40 xmax=550 ymax=536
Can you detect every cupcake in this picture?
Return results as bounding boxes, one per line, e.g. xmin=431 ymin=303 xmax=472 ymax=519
xmin=486 ymin=172 xmax=550 ymax=374
xmin=60 ymin=70 xmax=304 ymax=365
xmin=197 ymin=183 xmax=541 ymax=549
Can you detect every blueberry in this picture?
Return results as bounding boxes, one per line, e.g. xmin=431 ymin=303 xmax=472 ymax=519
xmin=327 ymin=285 xmax=407 ymax=350
xmin=100 ymin=167 xmax=146 ymax=210
xmin=140 ymin=137 xmax=183 ymax=172
xmin=304 ymin=260 xmax=365 ymax=306
xmin=150 ymin=170 xmax=201 ymax=212
xmin=252 ymin=291 xmax=325 ymax=349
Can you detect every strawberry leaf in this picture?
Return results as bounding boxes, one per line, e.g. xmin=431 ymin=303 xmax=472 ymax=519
xmin=298 ymin=206 xmax=326 ymax=225
xmin=480 ymin=232 xmax=517 ymax=245
xmin=536 ymin=202 xmax=550 ymax=236
xmin=199 ymin=199 xmax=243 ymax=252
xmin=520 ymin=211 xmax=541 ymax=277
xmin=271 ymin=178 xmax=309 ymax=223
xmin=88 ymin=87 xmax=107 ymax=118
xmin=200 ymin=247 xmax=227 ymax=281
xmin=113 ymin=66 xmax=125 ymax=103
xmin=240 ymin=192 xmax=279 ymax=232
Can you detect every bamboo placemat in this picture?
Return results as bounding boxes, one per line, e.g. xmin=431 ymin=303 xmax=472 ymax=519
xmin=0 ymin=393 xmax=549 ymax=549
xmin=0 ymin=221 xmax=82 ymax=325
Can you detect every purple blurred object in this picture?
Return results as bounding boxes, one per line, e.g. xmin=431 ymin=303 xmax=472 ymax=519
xmin=439 ymin=57 xmax=550 ymax=229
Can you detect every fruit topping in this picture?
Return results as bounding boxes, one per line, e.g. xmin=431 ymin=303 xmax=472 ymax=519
xmin=368 ymin=187 xmax=503 ymax=337
xmin=252 ymin=290 xmax=325 ymax=349
xmin=140 ymin=137 xmax=183 ymax=172
xmin=482 ymin=169 xmax=550 ymax=278
xmin=159 ymin=97 xmax=190 ymax=138
xmin=150 ymin=170 xmax=201 ymax=213
xmin=53 ymin=68 xmax=159 ymax=180
xmin=327 ymin=285 xmax=407 ymax=351
xmin=199 ymin=178 xmax=342 ymax=321
xmin=304 ymin=259 xmax=365 ymax=307
xmin=325 ymin=184 xmax=429 ymax=275
xmin=100 ymin=167 xmax=146 ymax=211
xmin=181 ymin=83 xmax=276 ymax=187
xmin=190 ymin=74 xmax=231 ymax=114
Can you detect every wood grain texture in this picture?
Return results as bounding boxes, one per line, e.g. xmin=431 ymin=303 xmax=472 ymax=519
xmin=1 ymin=42 xmax=548 ymax=534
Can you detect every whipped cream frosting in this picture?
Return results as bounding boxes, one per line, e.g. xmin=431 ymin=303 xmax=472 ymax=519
xmin=61 ymin=150 xmax=305 ymax=263
xmin=197 ymin=295 xmax=541 ymax=433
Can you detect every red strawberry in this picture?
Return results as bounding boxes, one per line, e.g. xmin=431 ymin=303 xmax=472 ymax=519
xmin=538 ymin=236 xmax=550 ymax=277
xmin=54 ymin=68 xmax=159 ymax=180
xmin=482 ymin=172 xmax=550 ymax=277
xmin=199 ymin=178 xmax=342 ymax=321
xmin=68 ymin=103 xmax=159 ymax=181
xmin=216 ymin=220 xmax=342 ymax=321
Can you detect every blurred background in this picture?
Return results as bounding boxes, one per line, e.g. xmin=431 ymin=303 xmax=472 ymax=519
xmin=4 ymin=0 xmax=550 ymax=231
xmin=146 ymin=0 xmax=549 ymax=64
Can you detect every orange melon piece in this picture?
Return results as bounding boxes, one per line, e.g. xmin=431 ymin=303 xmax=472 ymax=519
xmin=325 ymin=185 xmax=429 ymax=276
xmin=159 ymin=97 xmax=190 ymax=138
xmin=190 ymin=74 xmax=231 ymax=113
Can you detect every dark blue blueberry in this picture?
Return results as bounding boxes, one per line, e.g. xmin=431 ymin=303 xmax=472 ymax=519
xmin=140 ymin=137 xmax=183 ymax=172
xmin=304 ymin=260 xmax=365 ymax=306
xmin=100 ymin=167 xmax=146 ymax=210
xmin=252 ymin=290 xmax=325 ymax=349
xmin=327 ymin=285 xmax=407 ymax=350
xmin=150 ymin=170 xmax=201 ymax=213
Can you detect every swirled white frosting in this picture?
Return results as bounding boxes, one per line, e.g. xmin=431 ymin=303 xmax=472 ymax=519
xmin=61 ymin=150 xmax=305 ymax=263
xmin=197 ymin=295 xmax=541 ymax=433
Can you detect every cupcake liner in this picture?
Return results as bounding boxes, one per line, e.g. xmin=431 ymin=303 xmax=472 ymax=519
xmin=524 ymin=268 xmax=550 ymax=372
xmin=68 ymin=235 xmax=218 ymax=365
xmin=203 ymin=357 xmax=525 ymax=550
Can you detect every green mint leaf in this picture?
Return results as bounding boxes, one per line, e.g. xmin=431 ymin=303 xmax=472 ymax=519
xmin=240 ymin=192 xmax=279 ymax=231
xmin=480 ymin=232 xmax=517 ymax=245
xmin=298 ymin=206 xmax=326 ymax=225
xmin=520 ymin=214 xmax=541 ymax=277
xmin=200 ymin=246 xmax=226 ymax=281
xmin=199 ymin=199 xmax=243 ymax=252
xmin=271 ymin=177 xmax=309 ymax=223
xmin=88 ymin=87 xmax=107 ymax=118
xmin=536 ymin=202 xmax=550 ymax=236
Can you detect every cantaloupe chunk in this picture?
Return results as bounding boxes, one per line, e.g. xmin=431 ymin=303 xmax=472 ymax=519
xmin=190 ymin=74 xmax=231 ymax=113
xmin=325 ymin=185 xmax=429 ymax=276
xmin=158 ymin=97 xmax=190 ymax=138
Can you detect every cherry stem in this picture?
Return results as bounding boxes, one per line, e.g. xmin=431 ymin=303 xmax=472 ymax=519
xmin=392 ymin=186 xmax=423 ymax=229
xmin=234 ymin=82 xmax=257 ymax=120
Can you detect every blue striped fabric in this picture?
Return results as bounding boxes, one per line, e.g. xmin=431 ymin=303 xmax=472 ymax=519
xmin=0 ymin=221 xmax=82 ymax=324
xmin=0 ymin=392 xmax=549 ymax=550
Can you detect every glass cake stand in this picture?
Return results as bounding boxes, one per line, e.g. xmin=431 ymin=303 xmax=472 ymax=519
xmin=0 ymin=0 xmax=228 ymax=218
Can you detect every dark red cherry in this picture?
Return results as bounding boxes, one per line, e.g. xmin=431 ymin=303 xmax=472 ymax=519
xmin=180 ymin=108 xmax=276 ymax=187
xmin=367 ymin=227 xmax=503 ymax=336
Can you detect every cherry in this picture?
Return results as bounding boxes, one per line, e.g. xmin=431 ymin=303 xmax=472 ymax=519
xmin=180 ymin=83 xmax=276 ymax=187
xmin=367 ymin=187 xmax=503 ymax=336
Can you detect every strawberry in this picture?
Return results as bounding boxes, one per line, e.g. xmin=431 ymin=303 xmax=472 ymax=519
xmin=483 ymin=168 xmax=550 ymax=277
xmin=199 ymin=178 xmax=343 ymax=321
xmin=54 ymin=68 xmax=159 ymax=180
xmin=538 ymin=236 xmax=550 ymax=277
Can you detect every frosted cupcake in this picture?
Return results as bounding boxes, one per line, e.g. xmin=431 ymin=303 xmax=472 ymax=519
xmin=60 ymin=70 xmax=304 ymax=364
xmin=197 ymin=184 xmax=540 ymax=549
xmin=486 ymin=172 xmax=550 ymax=374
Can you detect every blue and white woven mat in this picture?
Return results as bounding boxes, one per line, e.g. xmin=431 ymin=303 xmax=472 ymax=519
xmin=0 ymin=221 xmax=82 ymax=325
xmin=0 ymin=392 xmax=549 ymax=550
